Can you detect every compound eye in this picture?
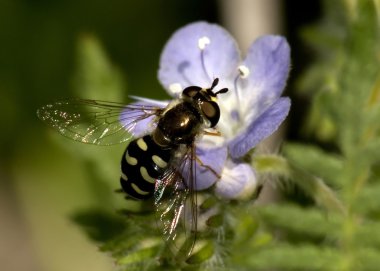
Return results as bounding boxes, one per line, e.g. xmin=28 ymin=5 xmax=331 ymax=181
xmin=200 ymin=101 xmax=220 ymax=127
xmin=183 ymin=86 xmax=202 ymax=98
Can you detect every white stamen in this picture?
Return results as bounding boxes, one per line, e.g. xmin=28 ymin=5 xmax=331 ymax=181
xmin=198 ymin=36 xmax=211 ymax=50
xmin=238 ymin=65 xmax=250 ymax=79
xmin=169 ymin=83 xmax=182 ymax=94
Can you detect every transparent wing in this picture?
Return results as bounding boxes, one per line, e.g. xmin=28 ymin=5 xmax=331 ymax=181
xmin=154 ymin=144 xmax=198 ymax=258
xmin=37 ymin=99 xmax=164 ymax=145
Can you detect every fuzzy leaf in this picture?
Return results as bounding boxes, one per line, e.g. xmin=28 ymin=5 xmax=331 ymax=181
xmin=257 ymin=204 xmax=342 ymax=238
xmin=245 ymin=244 xmax=340 ymax=270
xmin=71 ymin=209 xmax=126 ymax=243
xmin=283 ymin=143 xmax=344 ymax=186
xmin=186 ymin=241 xmax=214 ymax=264
xmin=253 ymin=154 xmax=346 ymax=213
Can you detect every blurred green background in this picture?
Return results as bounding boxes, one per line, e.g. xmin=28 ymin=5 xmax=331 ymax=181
xmin=3 ymin=0 xmax=367 ymax=270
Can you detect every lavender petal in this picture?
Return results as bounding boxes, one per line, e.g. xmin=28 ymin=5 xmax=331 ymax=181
xmin=158 ymin=21 xmax=240 ymax=96
xmin=238 ymin=36 xmax=290 ymax=115
xmin=228 ymin=97 xmax=291 ymax=159
xmin=120 ymin=99 xmax=167 ymax=137
xmin=182 ymin=146 xmax=228 ymax=190
xmin=215 ymin=160 xmax=256 ymax=199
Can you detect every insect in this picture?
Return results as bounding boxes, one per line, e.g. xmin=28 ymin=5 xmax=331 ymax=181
xmin=37 ymin=78 xmax=228 ymax=255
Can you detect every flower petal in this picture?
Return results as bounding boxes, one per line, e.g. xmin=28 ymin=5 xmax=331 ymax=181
xmin=195 ymin=146 xmax=227 ymax=190
xmin=228 ymin=97 xmax=291 ymax=159
xmin=215 ymin=160 xmax=257 ymax=199
xmin=129 ymin=95 xmax=169 ymax=108
xmin=182 ymin=146 xmax=228 ymax=190
xmin=238 ymin=35 xmax=290 ymax=116
xmin=158 ymin=21 xmax=240 ymax=96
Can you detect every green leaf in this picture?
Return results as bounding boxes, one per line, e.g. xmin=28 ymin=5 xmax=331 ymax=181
xmin=253 ymin=154 xmax=346 ymax=214
xmin=356 ymin=247 xmax=380 ymax=271
xmin=232 ymin=209 xmax=259 ymax=246
xmin=246 ymin=244 xmax=340 ymax=270
xmin=355 ymin=220 xmax=380 ymax=248
xmin=251 ymin=232 xmax=273 ymax=248
xmin=283 ymin=143 xmax=344 ymax=186
xmin=71 ymin=208 xmax=126 ymax=243
xmin=355 ymin=183 xmax=380 ymax=216
xmin=206 ymin=214 xmax=223 ymax=228
xmin=257 ymin=204 xmax=342 ymax=239
xmin=199 ymin=196 xmax=218 ymax=210
xmin=186 ymin=241 xmax=214 ymax=264
xmin=117 ymin=245 xmax=159 ymax=266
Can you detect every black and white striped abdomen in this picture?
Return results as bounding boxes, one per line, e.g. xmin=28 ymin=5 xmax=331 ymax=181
xmin=120 ymin=135 xmax=172 ymax=200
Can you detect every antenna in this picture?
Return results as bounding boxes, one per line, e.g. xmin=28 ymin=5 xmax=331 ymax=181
xmin=210 ymin=78 xmax=219 ymax=90
xmin=215 ymin=88 xmax=228 ymax=95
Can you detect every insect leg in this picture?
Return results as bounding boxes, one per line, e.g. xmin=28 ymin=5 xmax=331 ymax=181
xmin=195 ymin=156 xmax=221 ymax=179
xmin=203 ymin=130 xmax=221 ymax=137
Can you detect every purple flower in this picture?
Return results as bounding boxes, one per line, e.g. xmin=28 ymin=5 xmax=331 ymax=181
xmin=127 ymin=22 xmax=291 ymax=199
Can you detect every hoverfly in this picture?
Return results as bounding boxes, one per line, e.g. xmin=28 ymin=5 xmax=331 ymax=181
xmin=37 ymin=78 xmax=228 ymax=256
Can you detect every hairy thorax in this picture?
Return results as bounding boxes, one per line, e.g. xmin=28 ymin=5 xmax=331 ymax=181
xmin=155 ymin=102 xmax=202 ymax=146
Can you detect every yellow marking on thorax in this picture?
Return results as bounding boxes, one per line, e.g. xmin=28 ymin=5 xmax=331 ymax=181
xmin=131 ymin=183 xmax=150 ymax=196
xmin=152 ymin=155 xmax=168 ymax=168
xmin=140 ymin=167 xmax=156 ymax=184
xmin=125 ymin=152 xmax=138 ymax=166
xmin=137 ymin=138 xmax=148 ymax=151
